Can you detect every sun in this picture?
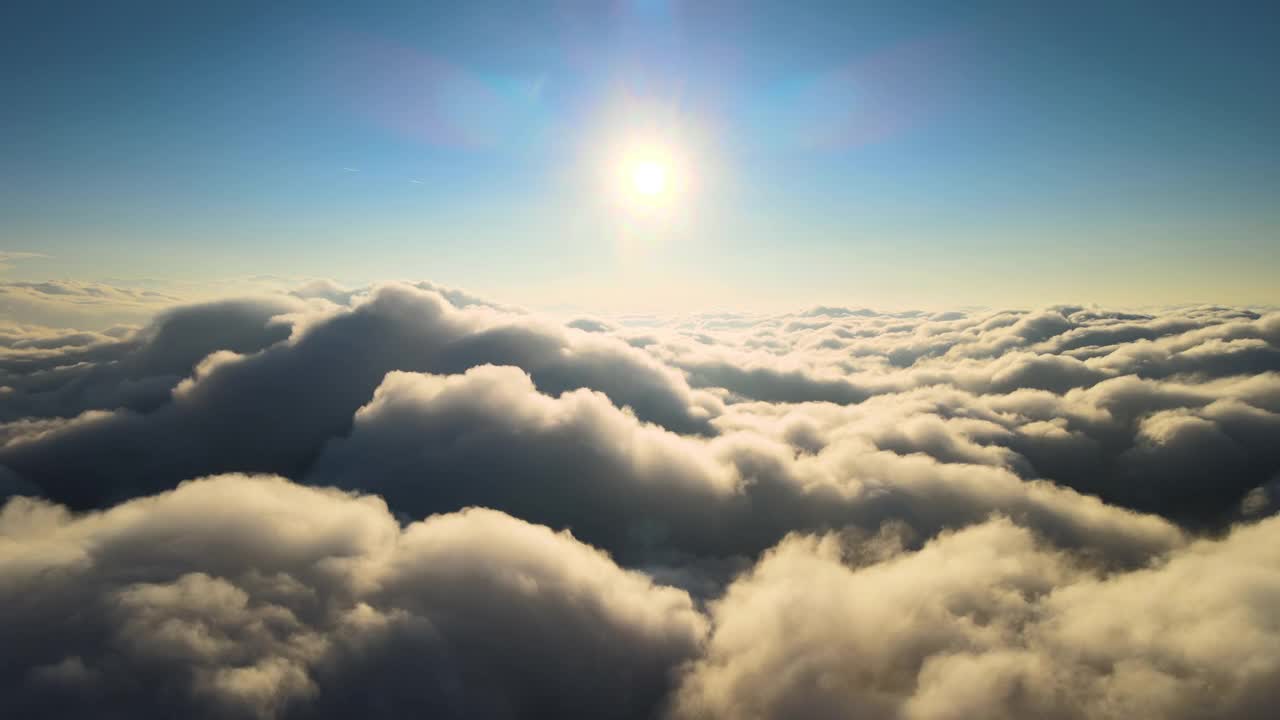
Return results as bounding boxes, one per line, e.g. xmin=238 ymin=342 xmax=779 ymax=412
xmin=630 ymin=161 xmax=668 ymax=196
xmin=607 ymin=134 xmax=695 ymax=213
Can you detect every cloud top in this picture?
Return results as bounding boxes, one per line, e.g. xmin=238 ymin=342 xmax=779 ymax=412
xmin=2 ymin=280 xmax=1279 ymax=717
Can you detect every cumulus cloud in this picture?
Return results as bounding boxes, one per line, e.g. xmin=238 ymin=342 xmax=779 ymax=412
xmin=2 ymin=477 xmax=1276 ymax=719
xmin=640 ymin=304 xmax=1280 ymax=524
xmin=670 ymin=515 xmax=1280 ymax=720
xmin=5 ymin=285 xmax=1278 ymax=528
xmin=0 ymin=474 xmax=705 ymax=719
xmin=308 ymin=364 xmax=1181 ymax=567
xmin=1 ymin=280 xmax=1279 ymax=717
xmin=0 ymin=296 xmax=304 ymax=422
xmin=0 ymin=283 xmax=715 ymax=508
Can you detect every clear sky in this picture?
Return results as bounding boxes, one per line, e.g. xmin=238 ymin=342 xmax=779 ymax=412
xmin=3 ymin=0 xmax=1278 ymax=311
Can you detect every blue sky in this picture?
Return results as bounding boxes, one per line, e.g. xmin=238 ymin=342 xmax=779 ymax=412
xmin=3 ymin=0 xmax=1278 ymax=311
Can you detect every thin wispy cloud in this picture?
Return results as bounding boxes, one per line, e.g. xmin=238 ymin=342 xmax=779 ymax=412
xmin=0 ymin=251 xmax=50 ymax=272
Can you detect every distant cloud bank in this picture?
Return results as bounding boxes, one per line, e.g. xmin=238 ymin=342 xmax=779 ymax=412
xmin=3 ymin=281 xmax=1280 ymax=718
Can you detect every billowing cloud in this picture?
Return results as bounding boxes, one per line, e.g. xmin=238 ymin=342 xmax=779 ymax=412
xmin=2 ymin=478 xmax=1276 ymax=719
xmin=670 ymin=514 xmax=1280 ymax=720
xmin=0 ymin=297 xmax=303 ymax=422
xmin=0 ymin=283 xmax=715 ymax=508
xmin=1 ymin=281 xmax=1278 ymax=717
xmin=308 ymin=364 xmax=1181 ymax=567
xmin=0 ymin=474 xmax=706 ymax=719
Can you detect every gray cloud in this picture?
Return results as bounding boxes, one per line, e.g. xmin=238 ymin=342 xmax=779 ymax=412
xmin=2 ymin=475 xmax=1275 ymax=719
xmin=0 ymin=297 xmax=303 ymax=422
xmin=0 ymin=474 xmax=706 ymax=719
xmin=1 ymin=283 xmax=715 ymax=508
xmin=307 ymin=364 xmax=1182 ymax=568
xmin=2 ymin=281 xmax=1279 ymax=717
xmin=670 ymin=514 xmax=1280 ymax=720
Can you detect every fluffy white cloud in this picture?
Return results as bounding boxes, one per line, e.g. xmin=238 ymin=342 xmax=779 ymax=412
xmin=0 ymin=474 xmax=706 ymax=719
xmin=670 ymin=515 xmax=1280 ymax=720
xmin=2 ymin=280 xmax=1279 ymax=718
xmin=3 ymin=475 xmax=1276 ymax=719
xmin=309 ymin=364 xmax=1182 ymax=567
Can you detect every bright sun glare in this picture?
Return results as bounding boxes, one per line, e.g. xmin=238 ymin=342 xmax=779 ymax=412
xmin=610 ymin=133 xmax=695 ymax=215
xmin=631 ymin=161 xmax=668 ymax=196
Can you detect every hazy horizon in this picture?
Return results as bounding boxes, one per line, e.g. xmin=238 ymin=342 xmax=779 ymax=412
xmin=5 ymin=1 xmax=1279 ymax=311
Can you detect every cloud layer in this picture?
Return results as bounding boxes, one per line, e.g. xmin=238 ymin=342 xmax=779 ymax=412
xmin=2 ymin=281 xmax=1279 ymax=717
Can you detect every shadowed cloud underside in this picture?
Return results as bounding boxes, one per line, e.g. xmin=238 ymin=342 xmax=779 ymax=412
xmin=2 ymin=281 xmax=1279 ymax=718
